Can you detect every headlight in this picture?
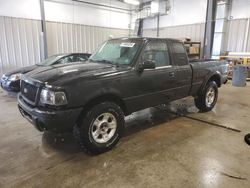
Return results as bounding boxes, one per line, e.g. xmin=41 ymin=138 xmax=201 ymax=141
xmin=9 ymin=73 xmax=22 ymax=81
xmin=40 ymin=89 xmax=68 ymax=106
xmin=1 ymin=74 xmax=6 ymax=80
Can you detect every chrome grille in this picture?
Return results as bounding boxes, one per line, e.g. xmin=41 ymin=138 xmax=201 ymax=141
xmin=20 ymin=80 xmax=38 ymax=103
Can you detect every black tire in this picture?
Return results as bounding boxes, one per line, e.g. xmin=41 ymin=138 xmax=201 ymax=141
xmin=194 ymin=81 xmax=218 ymax=112
xmin=244 ymin=133 xmax=250 ymax=145
xmin=77 ymin=102 xmax=125 ymax=154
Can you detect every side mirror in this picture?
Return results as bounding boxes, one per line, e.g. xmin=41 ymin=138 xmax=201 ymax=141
xmin=138 ymin=60 xmax=156 ymax=72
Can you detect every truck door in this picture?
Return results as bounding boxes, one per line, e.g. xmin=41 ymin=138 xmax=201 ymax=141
xmin=169 ymin=41 xmax=192 ymax=99
xmin=128 ymin=40 xmax=178 ymax=111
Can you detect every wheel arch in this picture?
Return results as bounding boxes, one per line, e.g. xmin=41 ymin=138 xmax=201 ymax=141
xmin=81 ymin=93 xmax=128 ymax=117
xmin=196 ymin=72 xmax=221 ymax=96
xmin=208 ymin=72 xmax=221 ymax=88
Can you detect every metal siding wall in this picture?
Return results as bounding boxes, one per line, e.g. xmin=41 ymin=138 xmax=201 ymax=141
xmin=46 ymin=21 xmax=129 ymax=56
xmin=143 ymin=23 xmax=205 ymax=41
xmin=225 ymin=19 xmax=248 ymax=52
xmin=0 ymin=16 xmax=42 ymax=75
xmin=143 ymin=23 xmax=205 ymax=53
xmin=0 ymin=16 xmax=129 ymax=75
xmin=143 ymin=29 xmax=157 ymax=37
xmin=143 ymin=19 xmax=250 ymax=54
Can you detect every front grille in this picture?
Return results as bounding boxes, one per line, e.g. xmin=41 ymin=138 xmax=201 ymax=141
xmin=21 ymin=80 xmax=38 ymax=103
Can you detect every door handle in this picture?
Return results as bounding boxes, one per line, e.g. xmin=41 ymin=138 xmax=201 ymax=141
xmin=169 ymin=72 xmax=175 ymax=77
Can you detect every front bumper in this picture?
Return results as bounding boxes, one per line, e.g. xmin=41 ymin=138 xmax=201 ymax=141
xmin=221 ymin=74 xmax=228 ymax=84
xmin=18 ymin=94 xmax=82 ymax=133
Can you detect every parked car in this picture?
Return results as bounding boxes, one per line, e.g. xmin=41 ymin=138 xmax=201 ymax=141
xmin=0 ymin=53 xmax=91 ymax=92
xmin=18 ymin=37 xmax=228 ymax=154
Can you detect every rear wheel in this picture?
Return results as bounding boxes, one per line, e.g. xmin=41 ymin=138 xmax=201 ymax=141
xmin=244 ymin=133 xmax=250 ymax=145
xmin=77 ymin=102 xmax=125 ymax=154
xmin=194 ymin=81 xmax=218 ymax=112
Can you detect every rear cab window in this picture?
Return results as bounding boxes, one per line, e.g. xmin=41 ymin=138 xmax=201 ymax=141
xmin=171 ymin=42 xmax=188 ymax=66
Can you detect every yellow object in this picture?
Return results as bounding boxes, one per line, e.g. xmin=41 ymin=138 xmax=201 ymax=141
xmin=220 ymin=55 xmax=250 ymax=81
xmin=220 ymin=56 xmax=250 ymax=65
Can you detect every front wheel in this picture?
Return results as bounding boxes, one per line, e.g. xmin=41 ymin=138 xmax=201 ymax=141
xmin=194 ymin=81 xmax=218 ymax=112
xmin=77 ymin=102 xmax=125 ymax=154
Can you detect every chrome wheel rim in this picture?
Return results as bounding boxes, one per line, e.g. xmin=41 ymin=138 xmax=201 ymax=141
xmin=91 ymin=113 xmax=117 ymax=144
xmin=206 ymin=87 xmax=215 ymax=107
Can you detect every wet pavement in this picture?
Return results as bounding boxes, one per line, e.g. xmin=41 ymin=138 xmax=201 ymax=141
xmin=0 ymin=81 xmax=250 ymax=187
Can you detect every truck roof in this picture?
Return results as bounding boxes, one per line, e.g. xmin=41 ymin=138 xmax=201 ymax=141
xmin=109 ymin=37 xmax=182 ymax=43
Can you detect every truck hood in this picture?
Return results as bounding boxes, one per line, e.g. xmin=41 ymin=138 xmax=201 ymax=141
xmin=25 ymin=61 xmax=120 ymax=85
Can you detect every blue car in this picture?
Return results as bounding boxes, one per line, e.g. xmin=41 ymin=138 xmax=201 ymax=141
xmin=1 ymin=53 xmax=91 ymax=93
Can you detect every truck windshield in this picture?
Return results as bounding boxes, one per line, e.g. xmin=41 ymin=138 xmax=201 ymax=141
xmin=89 ymin=40 xmax=141 ymax=66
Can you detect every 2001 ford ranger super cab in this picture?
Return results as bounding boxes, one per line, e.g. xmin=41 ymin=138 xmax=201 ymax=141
xmin=18 ymin=37 xmax=228 ymax=154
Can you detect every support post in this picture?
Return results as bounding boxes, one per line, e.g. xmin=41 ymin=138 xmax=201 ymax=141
xmin=203 ymin=0 xmax=217 ymax=59
xmin=137 ymin=19 xmax=143 ymax=37
xmin=39 ymin=0 xmax=48 ymax=60
xmin=156 ymin=13 xmax=160 ymax=37
xmin=134 ymin=18 xmax=143 ymax=37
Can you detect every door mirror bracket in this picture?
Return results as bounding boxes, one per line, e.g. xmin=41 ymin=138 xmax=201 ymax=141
xmin=138 ymin=60 xmax=156 ymax=72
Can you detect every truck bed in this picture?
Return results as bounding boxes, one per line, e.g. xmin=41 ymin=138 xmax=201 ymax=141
xmin=189 ymin=59 xmax=215 ymax=63
xmin=189 ymin=59 xmax=228 ymax=96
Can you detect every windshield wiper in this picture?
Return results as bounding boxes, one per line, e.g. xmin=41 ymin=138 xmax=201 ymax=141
xmin=96 ymin=59 xmax=114 ymax=64
xmin=90 ymin=59 xmax=120 ymax=67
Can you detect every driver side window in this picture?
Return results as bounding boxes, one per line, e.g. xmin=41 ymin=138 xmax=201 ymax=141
xmin=142 ymin=42 xmax=171 ymax=67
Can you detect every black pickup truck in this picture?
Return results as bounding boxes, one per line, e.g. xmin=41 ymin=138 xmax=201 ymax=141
xmin=18 ymin=37 xmax=228 ymax=154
